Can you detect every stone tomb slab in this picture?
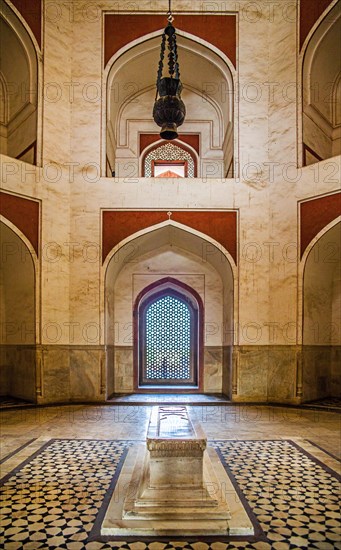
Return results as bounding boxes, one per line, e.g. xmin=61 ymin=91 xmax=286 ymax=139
xmin=101 ymin=406 xmax=254 ymax=536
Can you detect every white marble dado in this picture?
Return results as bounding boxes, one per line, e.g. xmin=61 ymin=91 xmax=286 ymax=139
xmin=233 ymin=345 xmax=298 ymax=403
xmin=302 ymin=345 xmax=341 ymax=403
xmin=35 ymin=346 xmax=104 ymax=404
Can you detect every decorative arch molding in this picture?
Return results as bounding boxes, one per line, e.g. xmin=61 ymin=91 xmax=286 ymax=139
xmin=0 ymin=4 xmax=38 ymax=105
xmin=300 ymin=192 xmax=341 ymax=258
xmin=0 ymin=214 xmax=41 ymax=345
xmin=5 ymin=0 xmax=42 ymax=48
xmin=297 ymin=216 xmax=341 ymax=346
xmin=140 ymin=133 xmax=200 ymax=156
xmin=101 ymin=219 xmax=238 ymax=348
xmin=115 ymin=82 xmax=225 ymax=147
xmin=301 ymin=216 xmax=341 ymax=269
xmin=0 ymin=191 xmax=40 ymax=256
xmin=0 ymin=1 xmax=42 ymax=165
xmin=0 ymin=71 xmax=8 ymax=123
xmin=0 ymin=214 xmax=38 ymax=264
xmin=101 ymin=210 xmax=238 ymax=266
xmin=332 ymin=73 xmax=341 ymax=127
xmin=105 ymin=28 xmax=235 ymax=88
xmin=300 ymin=0 xmax=339 ymax=52
xmin=104 ymin=13 xmax=236 ymax=68
xmin=102 ymin=218 xmax=237 ymax=277
xmin=301 ymin=2 xmax=341 ymax=113
xmin=299 ymin=1 xmax=341 ymax=166
xmin=133 ymin=277 xmax=204 ymax=391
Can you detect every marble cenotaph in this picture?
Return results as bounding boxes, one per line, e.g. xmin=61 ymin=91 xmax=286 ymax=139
xmin=101 ymin=406 xmax=253 ymax=536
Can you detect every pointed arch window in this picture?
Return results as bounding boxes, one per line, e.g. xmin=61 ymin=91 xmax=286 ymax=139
xmin=134 ymin=278 xmax=203 ymax=389
xmin=143 ymin=142 xmax=197 ymax=177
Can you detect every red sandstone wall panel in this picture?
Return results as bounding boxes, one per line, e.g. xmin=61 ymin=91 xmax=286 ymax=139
xmin=300 ymin=0 xmax=332 ymax=49
xmin=300 ymin=192 xmax=341 ymax=258
xmin=0 ymin=192 xmax=40 ymax=256
xmin=10 ymin=0 xmax=41 ymax=47
xmin=102 ymin=210 xmax=237 ymax=264
xmin=104 ymin=14 xmax=236 ymax=67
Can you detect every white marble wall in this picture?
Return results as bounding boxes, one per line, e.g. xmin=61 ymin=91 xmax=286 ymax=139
xmin=0 ymin=0 xmax=340 ymax=403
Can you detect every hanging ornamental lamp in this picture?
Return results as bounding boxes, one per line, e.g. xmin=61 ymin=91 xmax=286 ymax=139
xmin=153 ymin=0 xmax=186 ymax=140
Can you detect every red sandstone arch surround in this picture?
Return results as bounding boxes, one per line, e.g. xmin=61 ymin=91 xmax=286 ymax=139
xmin=133 ymin=277 xmax=204 ymax=393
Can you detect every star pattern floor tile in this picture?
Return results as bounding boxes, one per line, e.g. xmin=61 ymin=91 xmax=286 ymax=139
xmin=0 ymin=439 xmax=340 ymax=549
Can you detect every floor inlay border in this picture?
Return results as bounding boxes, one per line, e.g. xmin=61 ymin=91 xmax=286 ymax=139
xmin=0 ymin=438 xmax=37 ymax=465
xmin=305 ymin=439 xmax=341 ymax=463
xmin=0 ymin=438 xmax=340 ymax=549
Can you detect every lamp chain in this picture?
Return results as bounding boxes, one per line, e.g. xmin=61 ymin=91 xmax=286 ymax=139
xmin=156 ymin=33 xmax=166 ymax=98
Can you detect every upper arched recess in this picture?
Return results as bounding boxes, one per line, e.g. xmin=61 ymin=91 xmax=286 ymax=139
xmin=0 ymin=2 xmax=39 ymax=164
xmin=105 ymin=32 xmax=234 ymax=179
xmin=302 ymin=1 xmax=341 ymax=165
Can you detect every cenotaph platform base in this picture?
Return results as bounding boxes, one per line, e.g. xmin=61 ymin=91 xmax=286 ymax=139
xmin=101 ymin=406 xmax=254 ymax=536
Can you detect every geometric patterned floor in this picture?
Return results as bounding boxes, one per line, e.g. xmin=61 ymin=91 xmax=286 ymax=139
xmin=0 ymin=439 xmax=340 ymax=549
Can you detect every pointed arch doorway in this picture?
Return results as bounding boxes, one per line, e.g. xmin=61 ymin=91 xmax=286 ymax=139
xmin=134 ymin=278 xmax=204 ymax=392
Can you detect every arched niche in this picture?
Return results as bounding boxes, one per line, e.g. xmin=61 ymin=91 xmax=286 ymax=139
xmin=0 ymin=220 xmax=36 ymax=402
xmin=134 ymin=277 xmax=204 ymax=391
xmin=0 ymin=2 xmax=40 ymax=164
xmin=105 ymin=31 xmax=234 ymax=178
xmin=302 ymin=2 xmax=341 ymax=165
xmin=302 ymin=221 xmax=341 ymax=402
xmin=103 ymin=222 xmax=235 ymax=398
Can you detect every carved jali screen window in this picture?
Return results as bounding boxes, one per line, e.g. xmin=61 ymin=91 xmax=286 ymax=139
xmin=143 ymin=143 xmax=195 ymax=177
xmin=137 ymin=285 xmax=199 ymax=387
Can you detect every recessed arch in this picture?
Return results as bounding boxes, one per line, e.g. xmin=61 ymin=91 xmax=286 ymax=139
xmin=297 ymin=215 xmax=341 ymax=346
xmin=0 ymin=1 xmax=42 ymax=165
xmin=300 ymin=219 xmax=341 ymax=402
xmin=0 ymin=217 xmax=38 ymax=403
xmin=101 ymin=219 xmax=237 ymax=280
xmin=102 ymin=221 xmax=236 ymax=398
xmin=103 ymin=28 xmax=235 ymax=178
xmin=300 ymin=1 xmax=341 ymax=166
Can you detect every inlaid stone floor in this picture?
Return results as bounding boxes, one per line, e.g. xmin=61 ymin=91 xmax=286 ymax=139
xmin=0 ymin=404 xmax=340 ymax=549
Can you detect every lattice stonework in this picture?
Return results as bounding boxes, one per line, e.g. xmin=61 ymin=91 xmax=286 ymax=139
xmin=144 ymin=143 xmax=195 ymax=177
xmin=145 ymin=295 xmax=191 ymax=380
